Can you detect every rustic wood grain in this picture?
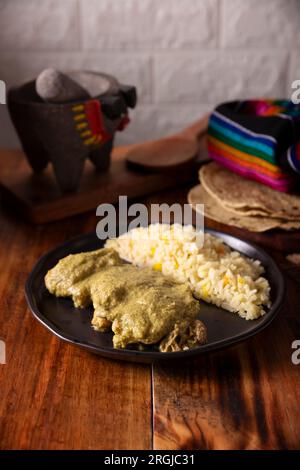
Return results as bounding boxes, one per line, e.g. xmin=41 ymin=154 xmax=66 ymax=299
xmin=152 ymin=218 xmax=300 ymax=450
xmin=0 ymin=210 xmax=151 ymax=450
xmin=120 ymin=190 xmax=300 ymax=450
xmin=153 ymin=313 xmax=300 ymax=450
xmin=1 ymin=146 xmax=300 ymax=450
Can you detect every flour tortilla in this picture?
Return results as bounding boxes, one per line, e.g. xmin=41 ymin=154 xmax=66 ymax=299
xmin=200 ymin=162 xmax=300 ymax=221
xmin=280 ymin=221 xmax=300 ymax=230
xmin=188 ymin=185 xmax=300 ymax=232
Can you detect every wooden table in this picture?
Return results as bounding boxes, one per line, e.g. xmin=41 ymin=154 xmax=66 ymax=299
xmin=0 ymin=153 xmax=300 ymax=450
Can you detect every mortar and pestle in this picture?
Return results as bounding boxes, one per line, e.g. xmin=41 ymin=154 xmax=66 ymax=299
xmin=8 ymin=69 xmax=137 ymax=192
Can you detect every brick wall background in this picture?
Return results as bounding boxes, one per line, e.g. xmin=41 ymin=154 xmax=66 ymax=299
xmin=0 ymin=0 xmax=299 ymax=148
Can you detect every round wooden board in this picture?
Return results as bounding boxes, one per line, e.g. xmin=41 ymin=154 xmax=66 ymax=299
xmin=126 ymin=137 xmax=198 ymax=172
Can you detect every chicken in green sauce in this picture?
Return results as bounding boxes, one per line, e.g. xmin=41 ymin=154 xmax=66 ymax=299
xmin=45 ymin=248 xmax=206 ymax=351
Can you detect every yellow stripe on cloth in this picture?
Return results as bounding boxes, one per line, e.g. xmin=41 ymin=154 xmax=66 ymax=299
xmin=208 ymin=135 xmax=283 ymax=174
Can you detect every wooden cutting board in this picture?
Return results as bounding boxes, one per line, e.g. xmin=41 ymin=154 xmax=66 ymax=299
xmin=0 ymin=117 xmax=209 ymax=224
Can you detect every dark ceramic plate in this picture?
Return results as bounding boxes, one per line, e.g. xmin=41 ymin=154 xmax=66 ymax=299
xmin=25 ymin=230 xmax=284 ymax=363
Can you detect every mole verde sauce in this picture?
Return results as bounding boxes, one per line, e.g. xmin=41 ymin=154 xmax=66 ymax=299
xmin=45 ymin=248 xmax=206 ymax=351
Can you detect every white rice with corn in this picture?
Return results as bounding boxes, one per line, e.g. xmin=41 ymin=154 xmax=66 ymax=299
xmin=106 ymin=224 xmax=271 ymax=320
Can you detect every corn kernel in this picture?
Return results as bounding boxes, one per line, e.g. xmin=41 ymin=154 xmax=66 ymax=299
xmin=153 ymin=262 xmax=162 ymax=271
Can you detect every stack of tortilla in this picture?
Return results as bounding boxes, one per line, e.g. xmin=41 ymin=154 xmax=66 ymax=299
xmin=188 ymin=162 xmax=300 ymax=232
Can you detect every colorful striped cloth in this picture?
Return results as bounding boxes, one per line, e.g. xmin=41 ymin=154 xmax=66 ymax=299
xmin=207 ymin=100 xmax=300 ymax=192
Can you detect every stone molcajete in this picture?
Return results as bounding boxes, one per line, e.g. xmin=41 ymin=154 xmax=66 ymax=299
xmin=8 ymin=69 xmax=137 ymax=192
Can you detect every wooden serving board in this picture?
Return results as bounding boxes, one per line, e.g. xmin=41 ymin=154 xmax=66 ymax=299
xmin=0 ymin=118 xmax=209 ymax=224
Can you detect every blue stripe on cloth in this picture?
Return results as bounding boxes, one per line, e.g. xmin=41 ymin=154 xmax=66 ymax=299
xmin=209 ymin=118 xmax=274 ymax=157
xmin=211 ymin=112 xmax=276 ymax=148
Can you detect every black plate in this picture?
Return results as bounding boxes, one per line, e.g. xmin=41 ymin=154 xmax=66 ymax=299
xmin=25 ymin=230 xmax=284 ymax=363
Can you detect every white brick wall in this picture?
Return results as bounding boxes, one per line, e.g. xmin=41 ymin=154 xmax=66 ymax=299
xmin=0 ymin=0 xmax=299 ymax=148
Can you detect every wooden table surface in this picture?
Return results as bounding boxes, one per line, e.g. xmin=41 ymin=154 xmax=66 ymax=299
xmin=0 ymin=155 xmax=300 ymax=450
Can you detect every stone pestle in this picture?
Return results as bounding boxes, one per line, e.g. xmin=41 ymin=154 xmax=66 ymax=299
xmin=36 ymin=68 xmax=122 ymax=104
xmin=36 ymin=68 xmax=91 ymax=103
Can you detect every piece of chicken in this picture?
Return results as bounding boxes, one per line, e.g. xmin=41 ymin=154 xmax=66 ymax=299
xmin=159 ymin=319 xmax=207 ymax=352
xmin=45 ymin=248 xmax=207 ymax=351
xmin=45 ymin=248 xmax=123 ymax=306
xmin=89 ymin=265 xmax=202 ymax=349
